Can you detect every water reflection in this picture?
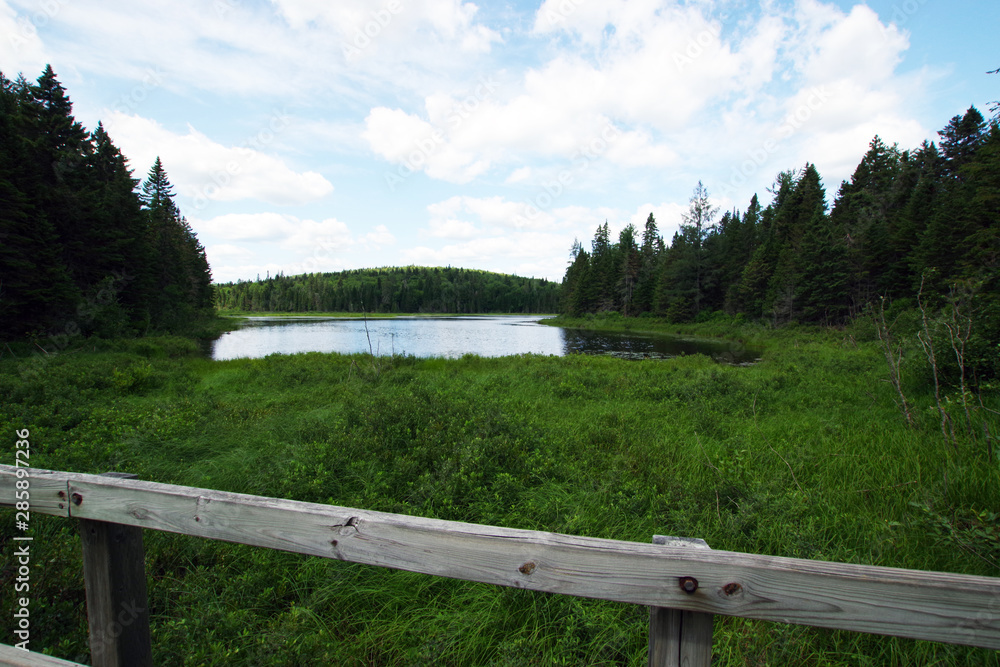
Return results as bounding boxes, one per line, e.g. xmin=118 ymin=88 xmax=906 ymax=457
xmin=209 ymin=315 xmax=760 ymax=364
xmin=561 ymin=328 xmax=757 ymax=363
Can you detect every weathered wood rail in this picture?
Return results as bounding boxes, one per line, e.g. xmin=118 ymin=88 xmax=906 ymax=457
xmin=2 ymin=465 xmax=999 ymax=665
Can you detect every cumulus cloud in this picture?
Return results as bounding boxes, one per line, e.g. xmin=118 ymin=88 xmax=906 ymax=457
xmin=360 ymin=0 xmax=927 ymax=194
xmin=104 ymin=112 xmax=333 ymax=206
xmin=194 ymin=212 xmax=394 ymax=251
xmin=196 ymin=213 xmax=397 ymax=282
xmin=409 ymin=196 xmax=692 ymax=280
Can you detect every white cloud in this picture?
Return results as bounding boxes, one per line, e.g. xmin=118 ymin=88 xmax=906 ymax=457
xmin=197 ymin=213 xmax=397 ymax=282
xmin=505 ymin=166 xmax=532 ymax=183
xmin=270 ymin=0 xmax=501 ymax=58
xmin=12 ymin=0 xmax=957 ymax=286
xmin=797 ymin=3 xmax=908 ymax=86
xmin=211 ymin=262 xmax=286 ymax=284
xmin=362 ymin=76 xmax=504 ymax=182
xmin=0 ymin=2 xmax=49 ymax=76
xmin=366 ymin=0 xmax=920 ymax=185
xmin=195 ymin=212 xmax=394 ymax=254
xmin=410 ymin=196 xmax=691 ymax=280
xmin=104 ymin=112 xmax=333 ymax=206
xmin=196 ymin=212 xmax=297 ymax=242
xmin=207 ymin=243 xmax=254 ymax=260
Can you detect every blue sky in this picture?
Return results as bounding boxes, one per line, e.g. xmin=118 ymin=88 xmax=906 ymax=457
xmin=2 ymin=0 xmax=997 ymax=283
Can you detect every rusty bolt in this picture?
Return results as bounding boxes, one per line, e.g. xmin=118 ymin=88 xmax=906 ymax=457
xmin=679 ymin=576 xmax=698 ymax=594
xmin=58 ymin=491 xmax=66 ymax=499
xmin=723 ymin=582 xmax=742 ymax=596
xmin=518 ymin=561 xmax=537 ymax=575
xmin=71 ymin=493 xmax=83 ymax=506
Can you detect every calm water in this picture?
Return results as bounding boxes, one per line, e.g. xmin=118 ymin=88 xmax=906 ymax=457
xmin=210 ymin=316 xmax=759 ymax=364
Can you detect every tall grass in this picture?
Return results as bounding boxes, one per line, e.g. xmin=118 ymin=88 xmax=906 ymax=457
xmin=0 ymin=327 xmax=997 ymax=665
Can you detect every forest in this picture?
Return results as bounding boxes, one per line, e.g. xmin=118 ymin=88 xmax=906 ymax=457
xmin=1 ymin=67 xmax=999 ymax=666
xmin=214 ymin=266 xmax=561 ymax=314
xmin=561 ymin=108 xmax=1000 ymax=377
xmin=0 ymin=66 xmax=213 ymax=340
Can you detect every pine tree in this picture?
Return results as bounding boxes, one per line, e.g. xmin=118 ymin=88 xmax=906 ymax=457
xmin=617 ymin=224 xmax=640 ymax=316
xmin=830 ymin=137 xmax=902 ymax=309
xmin=655 ymin=182 xmax=720 ymax=321
xmin=0 ymin=69 xmax=78 ymax=337
xmin=140 ymin=158 xmax=213 ymax=326
xmin=939 ymin=107 xmax=987 ymax=175
xmin=634 ymin=213 xmax=661 ymax=315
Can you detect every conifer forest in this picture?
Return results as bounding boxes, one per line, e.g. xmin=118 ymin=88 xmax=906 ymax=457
xmin=2 ymin=64 xmax=999 ymax=666
xmin=560 ymin=109 xmax=1000 ymax=379
xmin=0 ymin=66 xmax=213 ymax=339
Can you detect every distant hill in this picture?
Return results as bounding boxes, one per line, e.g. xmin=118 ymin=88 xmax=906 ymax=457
xmin=214 ymin=266 xmax=561 ymax=314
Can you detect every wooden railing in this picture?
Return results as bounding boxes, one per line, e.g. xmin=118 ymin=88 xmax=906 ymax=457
xmin=2 ymin=465 xmax=999 ymax=665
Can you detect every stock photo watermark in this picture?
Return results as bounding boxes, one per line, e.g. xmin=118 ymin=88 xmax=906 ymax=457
xmin=89 ymin=600 xmax=147 ymax=659
xmin=110 ymin=67 xmax=165 ymax=116
xmin=673 ymin=15 xmax=728 ymax=72
xmin=7 ymin=0 xmax=68 ymax=51
xmin=49 ymin=69 xmax=165 ymax=183
xmin=342 ymin=0 xmax=404 ymax=62
xmin=383 ymin=74 xmax=500 ymax=192
xmin=881 ymin=0 xmax=928 ymax=37
xmin=16 ymin=271 xmax=134 ymax=381
xmin=541 ymin=0 xmax=585 ymax=27
xmin=718 ymin=85 xmax=832 ymax=199
xmin=11 ymin=429 xmax=32 ymax=650
xmin=189 ymin=108 xmax=292 ymax=210
xmin=515 ymin=122 xmax=622 ymax=225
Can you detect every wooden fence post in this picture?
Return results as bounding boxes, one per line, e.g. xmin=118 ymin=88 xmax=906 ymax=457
xmin=648 ymin=535 xmax=714 ymax=667
xmin=78 ymin=473 xmax=152 ymax=667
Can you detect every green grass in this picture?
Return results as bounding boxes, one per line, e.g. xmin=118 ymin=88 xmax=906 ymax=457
xmin=1 ymin=325 xmax=998 ymax=665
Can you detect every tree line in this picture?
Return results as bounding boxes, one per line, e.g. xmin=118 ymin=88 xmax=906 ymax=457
xmin=1 ymin=66 xmax=213 ymax=339
xmin=561 ymin=107 xmax=999 ymax=374
xmin=215 ymin=266 xmax=561 ymax=314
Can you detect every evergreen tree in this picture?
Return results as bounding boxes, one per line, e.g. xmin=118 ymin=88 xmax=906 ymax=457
xmin=661 ymin=181 xmax=718 ymax=320
xmin=617 ymin=224 xmax=641 ymax=316
xmin=0 ymin=73 xmax=77 ymax=336
xmin=634 ymin=213 xmax=662 ymax=315
xmin=140 ymin=158 xmax=213 ymax=326
xmin=588 ymin=222 xmax=617 ymax=311
xmin=939 ymin=107 xmax=987 ymax=175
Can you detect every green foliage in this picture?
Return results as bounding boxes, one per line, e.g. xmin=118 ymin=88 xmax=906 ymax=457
xmin=558 ymin=110 xmax=1000 ymax=379
xmin=1 ymin=328 xmax=998 ymax=665
xmin=214 ymin=266 xmax=559 ymax=315
xmin=0 ymin=66 xmax=214 ymax=340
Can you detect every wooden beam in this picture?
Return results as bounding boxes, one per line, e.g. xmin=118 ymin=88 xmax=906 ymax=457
xmin=78 ymin=473 xmax=153 ymax=667
xmin=0 ymin=643 xmax=88 ymax=666
xmin=2 ymin=465 xmax=999 ymax=649
xmin=648 ymin=536 xmax=713 ymax=667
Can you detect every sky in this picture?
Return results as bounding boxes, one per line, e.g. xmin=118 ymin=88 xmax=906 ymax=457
xmin=2 ymin=0 xmax=997 ymax=283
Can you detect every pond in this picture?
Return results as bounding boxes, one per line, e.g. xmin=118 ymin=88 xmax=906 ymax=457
xmin=208 ymin=316 xmax=760 ymax=364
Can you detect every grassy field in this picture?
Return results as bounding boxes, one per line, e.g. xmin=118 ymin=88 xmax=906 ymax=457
xmin=1 ymin=320 xmax=998 ymax=665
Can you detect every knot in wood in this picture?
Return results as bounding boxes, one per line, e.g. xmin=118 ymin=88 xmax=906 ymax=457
xmin=518 ymin=561 xmax=537 ymax=575
xmin=723 ymin=582 xmax=742 ymax=596
xmin=679 ymin=576 xmax=698 ymax=594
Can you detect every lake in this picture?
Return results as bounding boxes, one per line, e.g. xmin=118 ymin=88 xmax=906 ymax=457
xmin=209 ymin=316 xmax=760 ymax=364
